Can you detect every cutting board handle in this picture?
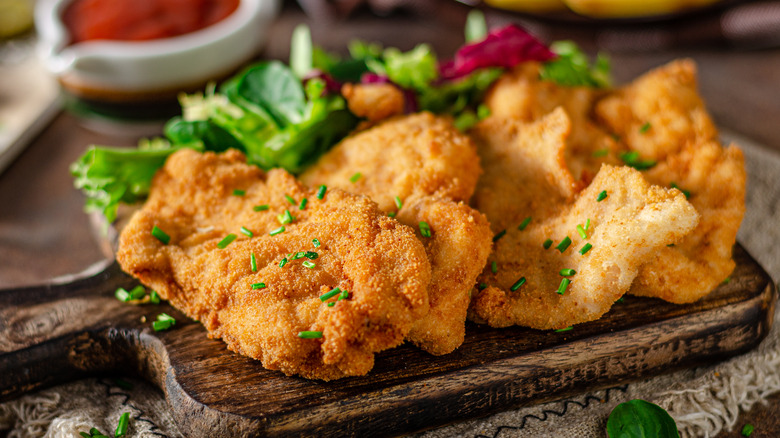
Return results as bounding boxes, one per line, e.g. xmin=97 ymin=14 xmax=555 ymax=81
xmin=0 ymin=261 xmax=144 ymax=401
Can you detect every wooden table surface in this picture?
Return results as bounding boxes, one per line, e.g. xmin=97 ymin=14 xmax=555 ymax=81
xmin=1 ymin=2 xmax=778 ymax=436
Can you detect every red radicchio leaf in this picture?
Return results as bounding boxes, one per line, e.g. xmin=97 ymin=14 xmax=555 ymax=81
xmin=439 ymin=24 xmax=555 ymax=81
xmin=303 ymin=69 xmax=343 ymax=95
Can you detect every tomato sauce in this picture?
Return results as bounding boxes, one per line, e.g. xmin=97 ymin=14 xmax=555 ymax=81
xmin=62 ymin=0 xmax=240 ymax=44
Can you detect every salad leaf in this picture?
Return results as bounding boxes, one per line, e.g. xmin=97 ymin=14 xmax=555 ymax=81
xmin=465 ymin=9 xmax=487 ymax=43
xmin=418 ymin=67 xmax=502 ymax=115
xmin=70 ymin=141 xmax=194 ymax=222
xmin=164 ymin=117 xmax=243 ymax=152
xmin=290 ymin=24 xmax=313 ymax=79
xmin=236 ymin=61 xmax=307 ymax=126
xmin=369 ymin=44 xmax=439 ymax=90
xmin=539 ymin=40 xmax=612 ymax=88
xmin=439 ymin=24 xmax=556 ymax=80
xmin=606 ymin=399 xmax=680 ymax=438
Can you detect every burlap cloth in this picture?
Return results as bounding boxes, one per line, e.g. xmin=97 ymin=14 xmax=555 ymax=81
xmin=1 ymin=132 xmax=778 ymax=438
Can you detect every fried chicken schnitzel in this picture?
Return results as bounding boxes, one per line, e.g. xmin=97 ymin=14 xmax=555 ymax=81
xmin=301 ymin=113 xmax=492 ymax=355
xmin=469 ymin=105 xmax=700 ymax=329
xmin=117 ymin=149 xmax=431 ymax=380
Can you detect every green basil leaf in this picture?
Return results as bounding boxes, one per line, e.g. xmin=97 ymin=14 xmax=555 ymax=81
xmin=607 ymin=399 xmax=680 ymax=438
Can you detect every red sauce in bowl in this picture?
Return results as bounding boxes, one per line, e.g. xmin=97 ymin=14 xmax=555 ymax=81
xmin=62 ymin=0 xmax=240 ymax=44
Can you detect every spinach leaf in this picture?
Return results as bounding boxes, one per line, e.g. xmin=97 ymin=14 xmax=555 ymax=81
xmin=236 ymin=61 xmax=306 ymax=126
xmin=607 ymin=399 xmax=680 ymax=438
xmin=164 ymin=117 xmax=243 ymax=152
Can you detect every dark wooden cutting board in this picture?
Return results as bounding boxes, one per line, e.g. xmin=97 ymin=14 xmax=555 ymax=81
xmin=0 ymin=244 xmax=774 ymax=437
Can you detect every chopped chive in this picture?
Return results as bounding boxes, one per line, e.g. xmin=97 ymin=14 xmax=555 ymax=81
xmin=240 ymin=226 xmax=254 ymax=237
xmin=616 ymin=297 xmax=625 ymax=303
xmin=543 ymin=238 xmax=553 ymax=249
xmin=592 ymin=149 xmax=609 ymax=157
xmin=217 ymin=233 xmax=237 ymax=249
xmin=252 ymin=282 xmax=266 ymax=290
xmin=292 ymin=251 xmax=306 ymax=260
xmin=478 ymin=283 xmax=487 ymax=290
xmin=491 ymin=261 xmax=498 ymax=274
xmin=579 ymin=243 xmax=593 ymax=255
xmin=327 ymin=302 xmax=335 ymax=307
xmin=150 ymin=290 xmax=160 ymax=304
xmin=305 ymin=251 xmax=318 ymax=260
xmin=270 ymin=226 xmax=285 ymax=236
xmin=349 ymin=172 xmax=362 ymax=183
xmin=639 ymin=122 xmax=651 ymax=133
xmin=477 ymin=103 xmax=491 ymax=119
xmin=233 ymin=189 xmax=246 ymax=196
xmin=556 ymin=236 xmax=572 ymax=253
xmin=153 ymin=319 xmax=173 ymax=331
xmin=151 ymin=225 xmax=170 ymax=244
xmin=557 ymin=278 xmax=571 ymax=295
xmin=560 ymin=268 xmax=576 ymax=276
xmin=312 ymin=238 xmax=321 ymax=248
xmin=585 ymin=218 xmax=591 ymax=230
xmin=114 ymin=378 xmax=134 ymax=390
xmin=316 ymin=185 xmax=327 ymax=199
xmin=129 ymin=285 xmax=146 ymax=300
xmin=670 ymin=182 xmax=691 ymax=199
xmin=277 ymin=210 xmax=295 ymax=225
xmin=250 ymin=253 xmax=257 ymax=272
xmin=279 ymin=257 xmax=288 ymax=268
xmin=723 ymin=277 xmax=731 ymax=284
xmin=302 ymin=261 xmax=316 ymax=269
xmin=518 ymin=216 xmax=532 ymax=230
xmin=320 ymin=287 xmax=341 ymax=302
xmin=299 ymin=198 xmax=308 ymax=210
xmin=576 ymin=224 xmax=587 ymax=239
xmin=115 ymin=288 xmax=131 ymax=302
xmin=620 ymin=151 xmax=656 ymax=170
xmin=394 ymin=196 xmax=403 ymax=210
xmin=555 ymin=326 xmax=573 ymax=332
xmin=667 ymin=243 xmax=675 ymax=247
xmin=419 ymin=221 xmax=432 ymax=238
xmin=388 ymin=212 xmax=397 ymax=218
xmin=597 ymin=190 xmax=608 ymax=202
xmin=253 ymin=204 xmax=270 ymax=212
xmin=285 ymin=194 xmax=296 ymax=205
xmin=510 ymin=277 xmax=526 ymax=291
xmin=298 ymin=331 xmax=323 ymax=339
xmin=741 ymin=423 xmax=754 ymax=437
xmin=493 ymin=229 xmax=507 ymax=242
xmin=338 ymin=289 xmax=349 ymax=300
xmin=157 ymin=313 xmax=175 ymax=323
xmin=115 ymin=412 xmax=130 ymax=437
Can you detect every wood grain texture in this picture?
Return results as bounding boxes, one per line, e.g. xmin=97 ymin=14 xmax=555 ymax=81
xmin=0 ymin=244 xmax=774 ymax=437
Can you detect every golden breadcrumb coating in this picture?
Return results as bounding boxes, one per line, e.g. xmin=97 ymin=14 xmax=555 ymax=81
xmin=469 ymin=165 xmax=699 ymax=329
xmin=342 ymin=82 xmax=405 ymax=122
xmin=117 ymin=149 xmax=431 ymax=380
xmin=301 ymin=112 xmax=482 ymax=211
xmin=302 ymin=113 xmax=492 ymax=354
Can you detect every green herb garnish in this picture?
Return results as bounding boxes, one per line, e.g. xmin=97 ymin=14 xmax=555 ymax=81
xmin=312 ymin=238 xmax=321 ymax=248
xmin=153 ymin=313 xmax=176 ymax=331
xmin=555 ymin=326 xmax=573 ymax=332
xmin=252 ymin=282 xmax=266 ymax=290
xmin=556 ymin=236 xmax=572 ymax=253
xmin=419 ymin=221 xmax=432 ymax=238
xmin=576 ymin=224 xmax=587 ymax=239
xmin=151 ymin=225 xmax=170 ymax=245
xmin=597 ymin=190 xmax=608 ymax=202
xmin=233 ymin=189 xmax=245 ymax=196
xmin=394 ymin=196 xmax=403 ymax=210
xmin=518 ymin=216 xmax=532 ymax=231
xmin=270 ymin=226 xmax=285 ymax=236
xmin=302 ymin=261 xmax=316 ymax=269
xmin=742 ymin=423 xmax=754 ymax=437
xmin=557 ymin=278 xmax=571 ymax=295
xmin=298 ymin=331 xmax=323 ymax=339
xmin=299 ymin=197 xmax=308 ymax=210
xmin=316 ymin=185 xmax=327 ymax=200
xmin=493 ymin=229 xmax=507 ymax=242
xmin=254 ymin=204 xmax=269 ymax=212
xmin=320 ymin=287 xmax=341 ymax=302
xmin=560 ymin=268 xmax=576 ymax=276
xmin=579 ymin=243 xmax=593 ymax=255
xmin=491 ymin=261 xmax=498 ymax=274
xmin=240 ymin=226 xmax=254 ymax=237
xmin=349 ymin=172 xmax=362 ymax=183
xmin=639 ymin=122 xmax=651 ymax=134
xmin=217 ymin=233 xmax=237 ymax=249
xmin=543 ymin=238 xmax=553 ymax=249
xmin=620 ymin=151 xmax=656 ymax=170
xmin=250 ymin=253 xmax=258 ymax=272
xmin=115 ymin=412 xmax=130 ymax=437
xmin=510 ymin=277 xmax=526 ymax=291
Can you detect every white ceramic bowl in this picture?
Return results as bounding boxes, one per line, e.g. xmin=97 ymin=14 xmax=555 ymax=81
xmin=35 ymin=0 xmax=280 ymax=101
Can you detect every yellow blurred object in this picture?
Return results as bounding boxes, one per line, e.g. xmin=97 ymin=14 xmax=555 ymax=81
xmin=485 ymin=0 xmax=568 ymax=13
xmin=0 ymin=0 xmax=33 ymax=38
xmin=562 ymin=0 xmax=722 ymax=18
